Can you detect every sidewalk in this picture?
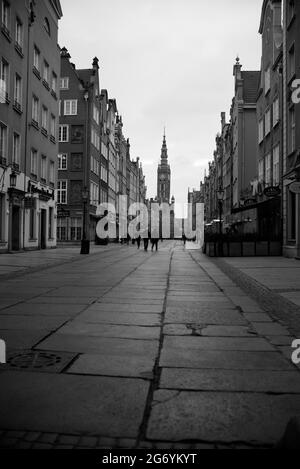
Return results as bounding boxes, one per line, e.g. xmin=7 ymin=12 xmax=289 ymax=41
xmin=213 ymin=256 xmax=300 ymax=337
xmin=0 ymin=243 xmax=299 ymax=449
xmin=0 ymin=245 xmax=119 ymax=279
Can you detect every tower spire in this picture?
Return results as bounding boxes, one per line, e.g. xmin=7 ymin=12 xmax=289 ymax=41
xmin=161 ymin=129 xmax=168 ymax=162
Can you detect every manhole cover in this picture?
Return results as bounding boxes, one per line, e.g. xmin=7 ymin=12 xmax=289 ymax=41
xmin=4 ymin=350 xmax=77 ymax=373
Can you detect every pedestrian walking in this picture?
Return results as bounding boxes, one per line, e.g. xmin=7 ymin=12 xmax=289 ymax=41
xmin=143 ymin=236 xmax=149 ymax=251
xmin=182 ymin=233 xmax=186 ymax=246
xmin=151 ymin=230 xmax=159 ymax=252
xmin=136 ymin=235 xmax=141 ymax=249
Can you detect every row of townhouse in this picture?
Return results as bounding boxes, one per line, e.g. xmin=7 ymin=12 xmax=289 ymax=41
xmin=57 ymin=48 xmax=147 ymax=246
xmin=202 ymin=0 xmax=300 ymax=258
xmin=0 ymin=0 xmax=147 ymax=253
xmin=0 ymin=0 xmax=62 ymax=253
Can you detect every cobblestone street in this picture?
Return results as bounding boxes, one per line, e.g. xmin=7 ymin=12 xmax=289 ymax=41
xmin=0 ymin=242 xmax=300 ymax=449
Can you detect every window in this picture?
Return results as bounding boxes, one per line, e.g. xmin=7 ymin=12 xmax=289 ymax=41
xmin=59 ymin=100 xmax=61 ymax=116
xmin=41 ymin=155 xmax=47 ymax=181
xmin=101 ymin=164 xmax=108 ymax=182
xmin=91 ymin=155 xmax=99 ymax=175
xmin=51 ymin=72 xmax=57 ymax=94
xmin=57 ymin=218 xmax=67 ymax=241
xmin=14 ymin=73 xmax=22 ymax=108
xmin=93 ymin=104 xmax=99 ymax=124
xmin=265 ymin=153 xmax=271 ymax=185
xmin=288 ymin=45 xmax=295 ymax=79
xmin=264 ymin=67 xmax=271 ymax=95
xmin=48 ymin=207 xmax=54 ymax=239
xmin=264 ymin=109 xmax=271 ymax=136
xmin=57 ymin=180 xmax=67 ymax=204
xmin=258 ymin=159 xmax=264 ymax=182
xmin=12 ymin=132 xmax=20 ymax=165
xmin=289 ymin=0 xmax=295 ymax=22
xmin=64 ymin=99 xmax=77 ymax=115
xmin=30 ymin=148 xmax=37 ymax=176
xmin=43 ymin=17 xmax=50 ymax=36
xmin=0 ymin=58 xmax=9 ymax=100
xmin=32 ymin=95 xmax=39 ymax=125
xmin=15 ymin=17 xmax=23 ymax=49
xmin=273 ymin=144 xmax=280 ymax=185
xmin=58 ymin=153 xmax=67 ymax=170
xmin=90 ymin=181 xmax=99 ymax=206
xmin=59 ymin=124 xmax=69 ymax=142
xmin=60 ymin=77 xmax=69 ymax=89
xmin=272 ymin=98 xmax=279 ymax=127
xmin=0 ymin=121 xmax=8 ymax=159
xmin=258 ymin=118 xmax=264 ymax=143
xmin=70 ymin=218 xmax=82 ymax=241
xmin=50 ymin=114 xmax=56 ymax=138
xmin=49 ymin=160 xmax=55 ymax=184
xmin=289 ymin=106 xmax=296 ymax=153
xmin=43 ymin=61 xmax=49 ymax=84
xmin=41 ymin=105 xmax=48 ymax=131
xmin=91 ymin=127 xmax=99 ymax=150
xmin=33 ymin=46 xmax=40 ymax=72
xmin=1 ymin=1 xmax=10 ymax=32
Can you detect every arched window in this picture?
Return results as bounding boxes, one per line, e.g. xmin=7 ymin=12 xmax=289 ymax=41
xmin=44 ymin=17 xmax=50 ymax=36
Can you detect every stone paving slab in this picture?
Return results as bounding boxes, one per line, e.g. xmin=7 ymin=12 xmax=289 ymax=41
xmin=99 ymin=298 xmax=164 ymax=305
xmin=162 ymin=335 xmax=274 ymax=351
xmin=57 ymin=322 xmax=160 ymax=340
xmin=91 ymin=303 xmax=163 ymax=313
xmin=0 ymin=303 xmax=86 ymax=317
xmin=76 ymin=310 xmax=161 ymax=326
xmin=165 ymin=309 xmax=247 ymax=325
xmin=0 ymin=371 xmax=149 ymax=437
xmin=37 ymin=334 xmax=159 ymax=357
xmin=160 ymin=368 xmax=300 ymax=393
xmin=26 ymin=296 xmax=97 ymax=305
xmin=67 ymin=353 xmax=154 ymax=379
xmin=0 ymin=315 xmax=68 ymax=331
xmin=0 ymin=330 xmax=48 ymax=350
xmin=243 ymin=313 xmax=273 ymax=322
xmin=160 ymin=349 xmax=293 ymax=370
xmin=252 ymin=322 xmax=289 ymax=336
xmin=146 ymin=390 xmax=300 ymax=444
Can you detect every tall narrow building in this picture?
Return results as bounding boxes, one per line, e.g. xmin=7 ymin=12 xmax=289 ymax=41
xmin=157 ymin=131 xmax=171 ymax=204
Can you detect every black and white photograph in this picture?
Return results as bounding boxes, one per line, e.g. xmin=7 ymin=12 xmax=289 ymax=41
xmin=0 ymin=0 xmax=300 ymax=455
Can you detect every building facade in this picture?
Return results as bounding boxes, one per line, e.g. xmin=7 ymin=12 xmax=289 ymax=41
xmin=0 ymin=0 xmax=62 ymax=252
xmin=282 ymin=0 xmax=300 ymax=258
xmin=57 ymin=48 xmax=101 ymax=244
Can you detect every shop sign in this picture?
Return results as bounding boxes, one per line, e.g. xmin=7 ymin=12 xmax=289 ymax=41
xmin=264 ymin=186 xmax=281 ymax=197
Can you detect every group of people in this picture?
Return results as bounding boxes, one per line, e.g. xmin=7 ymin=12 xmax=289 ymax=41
xmin=135 ymin=233 xmax=159 ymax=252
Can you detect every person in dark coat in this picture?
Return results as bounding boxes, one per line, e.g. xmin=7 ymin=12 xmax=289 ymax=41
xmin=151 ymin=230 xmax=159 ymax=251
xmin=136 ymin=235 xmax=141 ymax=249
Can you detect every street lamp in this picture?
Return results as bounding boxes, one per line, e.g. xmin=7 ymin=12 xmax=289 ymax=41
xmin=216 ymin=187 xmax=224 ymax=256
xmin=10 ymin=171 xmax=17 ymax=188
xmin=80 ymin=186 xmax=90 ymax=254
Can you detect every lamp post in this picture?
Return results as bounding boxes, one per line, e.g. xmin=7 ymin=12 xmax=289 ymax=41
xmin=80 ymin=186 xmax=90 ymax=254
xmin=216 ymin=187 xmax=224 ymax=256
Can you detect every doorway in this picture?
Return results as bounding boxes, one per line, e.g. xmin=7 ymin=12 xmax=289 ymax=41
xmin=40 ymin=209 xmax=47 ymax=249
xmin=11 ymin=206 xmax=20 ymax=251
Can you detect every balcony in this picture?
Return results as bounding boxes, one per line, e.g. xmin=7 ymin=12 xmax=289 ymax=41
xmin=1 ymin=23 xmax=11 ymax=42
xmin=14 ymin=41 xmax=23 ymax=57
xmin=13 ymin=100 xmax=22 ymax=114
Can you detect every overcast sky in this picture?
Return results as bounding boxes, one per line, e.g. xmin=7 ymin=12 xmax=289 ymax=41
xmin=59 ymin=0 xmax=263 ymax=206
